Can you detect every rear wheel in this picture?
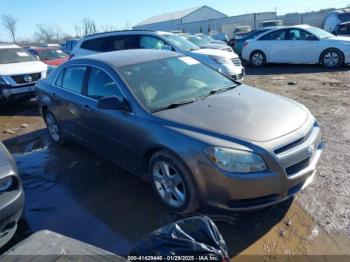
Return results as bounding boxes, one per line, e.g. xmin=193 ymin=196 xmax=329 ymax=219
xmin=149 ymin=151 xmax=198 ymax=214
xmin=250 ymin=50 xmax=266 ymax=67
xmin=321 ymin=49 xmax=344 ymax=68
xmin=44 ymin=111 xmax=67 ymax=145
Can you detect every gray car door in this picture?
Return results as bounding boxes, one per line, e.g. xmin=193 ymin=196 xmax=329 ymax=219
xmin=78 ymin=66 xmax=138 ymax=171
xmin=52 ymin=65 xmax=88 ymax=140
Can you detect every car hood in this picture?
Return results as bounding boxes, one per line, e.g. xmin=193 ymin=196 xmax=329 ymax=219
xmin=42 ymin=57 xmax=68 ymax=66
xmin=324 ymin=36 xmax=350 ymax=43
xmin=191 ymin=48 xmax=238 ymax=58
xmin=154 ymin=85 xmax=309 ymax=142
xmin=0 ymin=61 xmax=47 ymax=75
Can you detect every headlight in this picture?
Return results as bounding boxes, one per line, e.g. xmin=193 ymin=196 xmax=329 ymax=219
xmin=204 ymin=147 xmax=266 ymax=173
xmin=0 ymin=76 xmax=9 ymax=85
xmin=209 ymin=55 xmax=232 ymax=65
xmin=0 ymin=176 xmax=13 ymax=192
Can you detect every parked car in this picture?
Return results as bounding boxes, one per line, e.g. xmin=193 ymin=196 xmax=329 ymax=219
xmin=0 ymin=44 xmax=47 ymax=102
xmin=70 ymin=30 xmax=245 ymax=81
xmin=195 ymin=33 xmax=226 ymax=45
xmin=63 ymin=39 xmax=79 ymax=54
xmin=210 ymin=32 xmax=229 ymax=43
xmin=37 ymin=49 xmax=323 ymax=213
xmin=0 ymin=142 xmax=24 ymax=248
xmin=229 ymin=27 xmax=278 ymax=56
xmin=261 ymin=20 xmax=283 ymax=27
xmin=324 ymin=8 xmax=350 ymax=35
xmin=27 ymin=47 xmax=69 ymax=66
xmin=181 ymin=34 xmax=233 ymax=52
xmin=232 ymin=26 xmax=252 ymax=39
xmin=242 ymin=25 xmax=350 ymax=68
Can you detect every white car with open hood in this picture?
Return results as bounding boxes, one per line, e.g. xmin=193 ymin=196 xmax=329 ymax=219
xmin=242 ymin=25 xmax=350 ymax=68
xmin=0 ymin=44 xmax=47 ymax=102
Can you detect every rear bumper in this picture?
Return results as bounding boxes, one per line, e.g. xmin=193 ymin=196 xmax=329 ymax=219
xmin=0 ymin=189 xmax=25 ymax=248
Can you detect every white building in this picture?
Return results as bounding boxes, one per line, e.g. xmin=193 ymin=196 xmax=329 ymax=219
xmin=133 ymin=6 xmax=228 ymax=31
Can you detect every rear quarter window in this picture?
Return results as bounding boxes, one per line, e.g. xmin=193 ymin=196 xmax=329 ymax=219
xmin=81 ymin=38 xmax=105 ymax=51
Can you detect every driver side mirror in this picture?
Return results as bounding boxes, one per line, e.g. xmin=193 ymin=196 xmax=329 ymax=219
xmin=97 ymin=96 xmax=131 ymax=112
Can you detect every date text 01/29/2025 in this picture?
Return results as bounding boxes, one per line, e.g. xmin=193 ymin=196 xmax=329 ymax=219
xmin=127 ymin=255 xmax=222 ymax=261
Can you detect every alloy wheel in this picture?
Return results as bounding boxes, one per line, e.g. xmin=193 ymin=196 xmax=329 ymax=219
xmin=45 ymin=113 xmax=60 ymax=142
xmin=323 ymin=51 xmax=340 ymax=68
xmin=251 ymin=52 xmax=264 ymax=66
xmin=152 ymin=160 xmax=186 ymax=208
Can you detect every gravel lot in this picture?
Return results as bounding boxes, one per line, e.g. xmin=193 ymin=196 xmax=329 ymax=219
xmin=244 ymin=65 xmax=350 ymax=235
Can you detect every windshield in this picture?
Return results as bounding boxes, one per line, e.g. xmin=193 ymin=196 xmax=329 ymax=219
xmin=119 ymin=56 xmax=235 ymax=112
xmin=187 ymin=36 xmax=210 ymax=46
xmin=161 ymin=34 xmax=200 ymax=51
xmin=306 ymin=27 xmax=335 ymax=39
xmin=37 ymin=49 xmax=68 ymax=60
xmin=0 ymin=48 xmax=36 ymax=64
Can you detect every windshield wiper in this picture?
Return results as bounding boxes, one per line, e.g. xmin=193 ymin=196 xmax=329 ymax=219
xmin=199 ymin=85 xmax=238 ymax=100
xmin=154 ymin=98 xmax=198 ymax=112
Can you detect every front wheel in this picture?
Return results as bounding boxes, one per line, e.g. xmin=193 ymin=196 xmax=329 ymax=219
xmin=321 ymin=49 xmax=344 ymax=68
xmin=149 ymin=151 xmax=198 ymax=214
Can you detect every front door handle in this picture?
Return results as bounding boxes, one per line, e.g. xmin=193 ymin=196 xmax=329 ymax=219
xmin=83 ymin=105 xmax=92 ymax=112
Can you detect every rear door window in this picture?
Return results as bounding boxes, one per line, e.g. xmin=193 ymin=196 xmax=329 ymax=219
xmin=59 ymin=66 xmax=87 ymax=93
xmin=100 ymin=35 xmax=140 ymax=52
xmin=259 ymin=30 xmax=286 ymax=40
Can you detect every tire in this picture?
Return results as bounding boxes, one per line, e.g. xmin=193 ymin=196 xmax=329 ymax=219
xmin=149 ymin=150 xmax=199 ymax=214
xmin=250 ymin=50 xmax=266 ymax=67
xmin=44 ymin=111 xmax=67 ymax=146
xmin=320 ymin=48 xmax=344 ymax=68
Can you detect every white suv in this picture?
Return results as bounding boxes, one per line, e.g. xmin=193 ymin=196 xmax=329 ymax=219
xmin=70 ymin=30 xmax=245 ymax=81
xmin=0 ymin=44 xmax=47 ymax=102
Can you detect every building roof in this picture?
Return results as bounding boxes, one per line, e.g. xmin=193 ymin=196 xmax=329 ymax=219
xmin=76 ymin=49 xmax=182 ymax=68
xmin=137 ymin=6 xmax=205 ymax=26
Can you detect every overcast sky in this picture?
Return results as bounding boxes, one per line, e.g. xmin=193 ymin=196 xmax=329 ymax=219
xmin=1 ymin=0 xmax=349 ymax=41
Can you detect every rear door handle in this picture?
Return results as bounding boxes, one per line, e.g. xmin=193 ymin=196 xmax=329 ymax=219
xmin=51 ymin=92 xmax=56 ymax=96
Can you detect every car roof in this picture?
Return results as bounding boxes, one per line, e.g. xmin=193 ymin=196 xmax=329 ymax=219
xmin=74 ymin=49 xmax=182 ymax=68
xmin=29 ymin=47 xmax=60 ymax=51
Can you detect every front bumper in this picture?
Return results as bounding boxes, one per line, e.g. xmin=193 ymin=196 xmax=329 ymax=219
xmin=188 ymin=121 xmax=323 ymax=211
xmin=1 ymin=84 xmax=36 ymax=101
xmin=0 ymin=188 xmax=24 ymax=248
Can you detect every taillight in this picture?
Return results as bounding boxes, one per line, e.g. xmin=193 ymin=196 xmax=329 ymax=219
xmin=243 ymin=42 xmax=249 ymax=48
xmin=68 ymin=54 xmax=75 ymax=60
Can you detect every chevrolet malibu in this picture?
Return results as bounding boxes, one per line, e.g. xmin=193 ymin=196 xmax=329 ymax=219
xmin=36 ymin=50 xmax=323 ymax=213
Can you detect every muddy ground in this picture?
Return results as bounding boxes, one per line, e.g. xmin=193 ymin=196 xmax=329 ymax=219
xmin=0 ymin=65 xmax=349 ymax=260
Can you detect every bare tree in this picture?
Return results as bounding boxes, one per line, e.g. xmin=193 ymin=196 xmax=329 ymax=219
xmin=2 ymin=14 xmax=18 ymax=43
xmin=35 ymin=24 xmax=66 ymax=43
xmin=100 ymin=24 xmax=118 ymax=33
xmin=75 ymin=18 xmax=97 ymax=37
